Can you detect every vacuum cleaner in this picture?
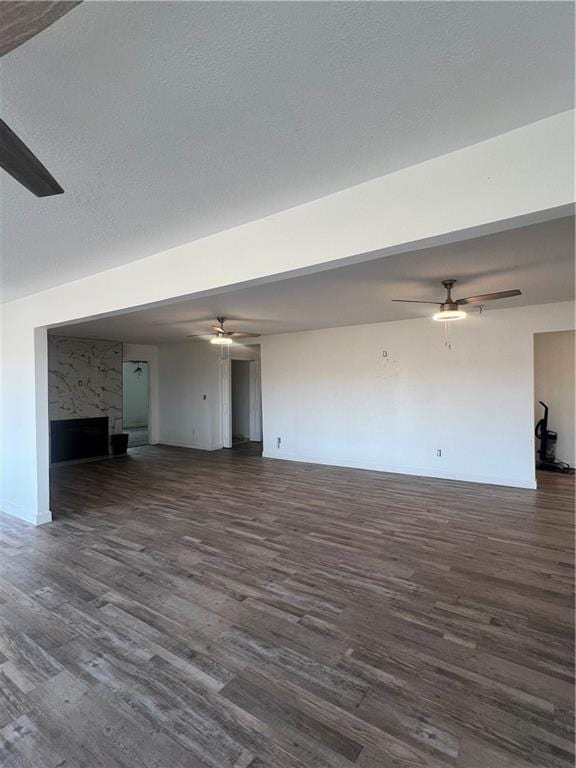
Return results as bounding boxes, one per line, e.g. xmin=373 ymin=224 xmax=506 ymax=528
xmin=535 ymin=401 xmax=574 ymax=474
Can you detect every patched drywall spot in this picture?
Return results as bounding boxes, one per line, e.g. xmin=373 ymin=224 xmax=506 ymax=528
xmin=378 ymin=348 xmax=400 ymax=380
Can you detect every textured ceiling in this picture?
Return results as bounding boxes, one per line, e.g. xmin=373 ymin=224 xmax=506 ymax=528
xmin=2 ymin=2 xmax=574 ymax=302
xmin=55 ymin=217 xmax=575 ymax=343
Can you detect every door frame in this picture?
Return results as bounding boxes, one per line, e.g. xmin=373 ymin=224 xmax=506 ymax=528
xmin=220 ymin=355 xmax=262 ymax=448
xmin=249 ymin=360 xmax=262 ymax=442
xmin=220 ymin=357 xmax=232 ymax=448
xmin=122 ymin=359 xmax=150 ymax=433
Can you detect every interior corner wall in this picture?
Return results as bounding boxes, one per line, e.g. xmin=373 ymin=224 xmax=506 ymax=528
xmin=534 ymin=330 xmax=575 ymax=466
xmin=261 ymin=302 xmax=575 ymax=489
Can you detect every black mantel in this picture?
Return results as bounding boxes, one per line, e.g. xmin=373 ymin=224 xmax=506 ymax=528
xmin=50 ymin=417 xmax=109 ymax=463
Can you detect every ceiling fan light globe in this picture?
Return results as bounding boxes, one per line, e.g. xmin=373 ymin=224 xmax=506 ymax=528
xmin=433 ymin=309 xmax=467 ymax=321
xmin=210 ymin=336 xmax=233 ymax=345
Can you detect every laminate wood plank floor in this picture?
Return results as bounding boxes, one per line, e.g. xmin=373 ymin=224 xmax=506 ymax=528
xmin=0 ymin=445 xmax=573 ymax=767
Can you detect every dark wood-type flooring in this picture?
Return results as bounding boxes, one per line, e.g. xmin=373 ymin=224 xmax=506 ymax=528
xmin=0 ymin=445 xmax=574 ymax=767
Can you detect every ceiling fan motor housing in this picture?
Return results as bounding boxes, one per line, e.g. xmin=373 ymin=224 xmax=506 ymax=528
xmin=440 ymin=301 xmax=459 ymax=312
xmin=439 ymin=280 xmax=459 ymax=312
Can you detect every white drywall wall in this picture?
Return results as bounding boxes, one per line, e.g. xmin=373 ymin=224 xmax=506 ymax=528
xmin=1 ymin=113 xmax=573 ymax=523
xmin=261 ymin=302 xmax=575 ymax=489
xmin=156 ymin=342 xmax=260 ymax=450
xmin=157 ymin=342 xmax=222 ymax=450
xmin=0 ymin=306 xmax=3 ymax=508
xmin=534 ymin=331 xmax=575 ymax=466
xmin=232 ymin=360 xmax=251 ymax=440
xmin=230 ymin=344 xmax=261 ymax=362
xmin=122 ymin=361 xmax=149 ymax=428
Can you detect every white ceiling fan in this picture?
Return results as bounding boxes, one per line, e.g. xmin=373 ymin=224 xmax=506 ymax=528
xmin=187 ymin=317 xmax=260 ymax=345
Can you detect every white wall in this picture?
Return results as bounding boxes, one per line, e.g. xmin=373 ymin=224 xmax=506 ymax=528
xmin=1 ymin=112 xmax=573 ymax=524
xmin=230 ymin=344 xmax=261 ymax=362
xmin=158 ymin=342 xmax=223 ymax=450
xmin=232 ymin=360 xmax=251 ymax=440
xmin=157 ymin=342 xmax=261 ymax=450
xmin=122 ymin=361 xmax=149 ymax=428
xmin=0 ymin=305 xmax=3 ymax=509
xmin=534 ymin=331 xmax=575 ymax=466
xmin=122 ymin=344 xmax=159 ymax=443
xmin=261 ymin=302 xmax=575 ymax=489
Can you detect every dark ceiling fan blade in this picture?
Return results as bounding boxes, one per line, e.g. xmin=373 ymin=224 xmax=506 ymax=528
xmin=228 ymin=332 xmax=261 ymax=338
xmin=391 ymin=299 xmax=441 ymax=305
xmin=0 ymin=2 xmax=82 ymax=58
xmin=0 ymin=118 xmax=64 ymax=196
xmin=456 ymin=289 xmax=521 ymax=305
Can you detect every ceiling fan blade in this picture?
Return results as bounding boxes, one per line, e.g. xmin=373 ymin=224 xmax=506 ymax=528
xmin=228 ymin=332 xmax=261 ymax=338
xmin=186 ymin=333 xmax=211 ymax=338
xmin=0 ymin=118 xmax=64 ymax=197
xmin=0 ymin=1 xmax=81 ymax=58
xmin=457 ymin=289 xmax=521 ymax=305
xmin=391 ymin=299 xmax=441 ymax=305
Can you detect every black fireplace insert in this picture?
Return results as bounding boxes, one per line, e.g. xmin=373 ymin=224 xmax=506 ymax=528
xmin=50 ymin=416 xmax=109 ymax=463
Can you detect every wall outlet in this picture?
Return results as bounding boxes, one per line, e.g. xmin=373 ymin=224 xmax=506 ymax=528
xmin=277 ymin=437 xmax=282 ymax=448
xmin=436 ymin=449 xmax=442 ymax=457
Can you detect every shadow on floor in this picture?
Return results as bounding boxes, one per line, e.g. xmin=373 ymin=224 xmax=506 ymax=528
xmin=126 ymin=426 xmax=149 ymax=447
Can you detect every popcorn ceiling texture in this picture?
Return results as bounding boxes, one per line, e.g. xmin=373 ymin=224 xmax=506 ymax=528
xmin=2 ymin=2 xmax=573 ymax=302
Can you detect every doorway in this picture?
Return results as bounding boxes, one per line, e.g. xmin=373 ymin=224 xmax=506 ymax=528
xmin=123 ymin=361 xmax=149 ymax=447
xmin=533 ymin=331 xmax=575 ymax=476
xmin=231 ymin=360 xmax=251 ymax=446
xmin=222 ymin=355 xmax=262 ymax=452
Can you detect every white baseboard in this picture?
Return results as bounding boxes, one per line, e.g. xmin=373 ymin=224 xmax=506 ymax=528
xmin=0 ymin=499 xmax=53 ymax=526
xmin=36 ymin=509 xmax=53 ymax=526
xmin=261 ymin=451 xmax=536 ymax=490
xmin=158 ymin=440 xmax=221 ymax=452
